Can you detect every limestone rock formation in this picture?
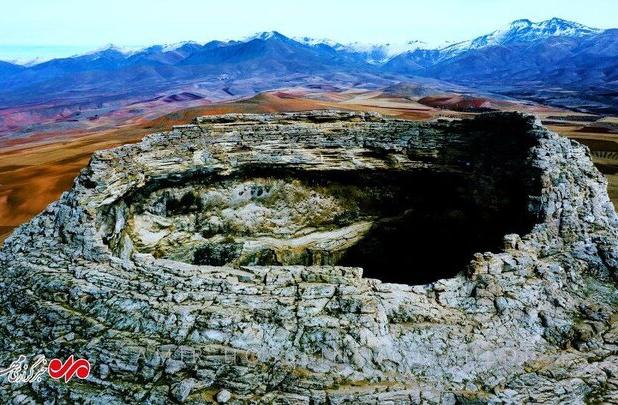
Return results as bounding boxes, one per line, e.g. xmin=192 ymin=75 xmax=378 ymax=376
xmin=0 ymin=111 xmax=617 ymax=403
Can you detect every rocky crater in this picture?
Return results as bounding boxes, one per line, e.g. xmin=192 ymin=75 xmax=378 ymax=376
xmin=102 ymin=112 xmax=539 ymax=285
xmin=0 ymin=111 xmax=617 ymax=403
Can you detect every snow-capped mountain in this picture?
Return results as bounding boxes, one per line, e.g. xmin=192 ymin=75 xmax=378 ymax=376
xmin=296 ymin=37 xmax=428 ymax=64
xmin=381 ymin=18 xmax=617 ymax=114
xmin=295 ymin=36 xmax=343 ymax=48
xmin=442 ymin=17 xmax=601 ymax=56
xmin=82 ymin=43 xmax=141 ymax=57
xmin=160 ymin=41 xmax=201 ymax=53
xmin=386 ymin=17 xmax=606 ymax=72
xmin=248 ymin=31 xmax=288 ymax=41
xmin=341 ymin=41 xmax=428 ymax=64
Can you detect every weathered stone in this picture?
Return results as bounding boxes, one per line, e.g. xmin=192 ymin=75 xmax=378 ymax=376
xmin=173 ymin=378 xmax=196 ymax=402
xmin=216 ymin=389 xmax=232 ymax=403
xmin=0 ymin=111 xmax=616 ymax=403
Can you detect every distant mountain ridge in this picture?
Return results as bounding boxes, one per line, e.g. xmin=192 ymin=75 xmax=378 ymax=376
xmin=0 ymin=18 xmax=616 ymax=113
xmin=383 ymin=19 xmax=617 ymax=107
xmin=2 ymin=18 xmax=604 ymax=68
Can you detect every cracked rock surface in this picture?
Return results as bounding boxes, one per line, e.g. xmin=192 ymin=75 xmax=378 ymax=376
xmin=0 ymin=111 xmax=617 ymax=404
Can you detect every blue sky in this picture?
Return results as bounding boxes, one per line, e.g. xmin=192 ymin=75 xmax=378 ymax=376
xmin=1 ymin=0 xmax=617 ymax=62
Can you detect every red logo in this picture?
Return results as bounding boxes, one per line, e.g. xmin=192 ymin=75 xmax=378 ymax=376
xmin=47 ymin=355 xmax=91 ymax=382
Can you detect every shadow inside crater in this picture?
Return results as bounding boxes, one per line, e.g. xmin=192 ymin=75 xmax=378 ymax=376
xmin=106 ymin=115 xmax=543 ymax=285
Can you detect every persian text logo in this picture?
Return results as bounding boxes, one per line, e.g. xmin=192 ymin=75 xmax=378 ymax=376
xmin=0 ymin=355 xmax=47 ymax=383
xmin=0 ymin=355 xmax=91 ymax=384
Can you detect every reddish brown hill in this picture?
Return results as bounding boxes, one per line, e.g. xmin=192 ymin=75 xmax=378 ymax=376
xmin=418 ymin=95 xmax=496 ymax=112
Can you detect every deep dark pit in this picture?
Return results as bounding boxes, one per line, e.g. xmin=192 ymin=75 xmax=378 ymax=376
xmin=332 ymin=171 xmax=534 ymax=284
xmin=114 ymin=167 xmax=538 ymax=285
xmin=106 ymin=115 xmax=543 ymax=285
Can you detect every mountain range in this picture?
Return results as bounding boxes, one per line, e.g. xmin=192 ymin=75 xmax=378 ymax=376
xmin=0 ymin=18 xmax=617 ymax=117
